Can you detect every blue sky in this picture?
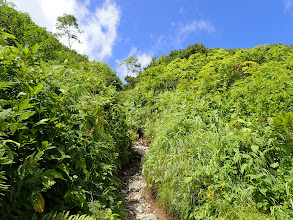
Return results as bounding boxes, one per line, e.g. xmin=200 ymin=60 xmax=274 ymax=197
xmin=11 ymin=0 xmax=293 ymax=81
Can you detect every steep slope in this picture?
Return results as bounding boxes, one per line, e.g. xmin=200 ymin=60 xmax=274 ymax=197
xmin=124 ymin=44 xmax=293 ymax=219
xmin=0 ymin=4 xmax=132 ymax=220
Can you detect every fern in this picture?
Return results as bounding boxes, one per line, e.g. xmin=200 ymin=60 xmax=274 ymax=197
xmin=41 ymin=212 xmax=96 ymax=220
xmin=0 ymin=171 xmax=8 ymax=197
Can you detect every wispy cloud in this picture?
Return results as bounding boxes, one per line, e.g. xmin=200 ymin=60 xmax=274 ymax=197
xmin=115 ymin=47 xmax=153 ymax=81
xmin=153 ymin=19 xmax=215 ymax=51
xmin=11 ymin=0 xmax=120 ymax=61
xmin=284 ymin=0 xmax=293 ymax=10
xmin=178 ymin=20 xmax=215 ymax=38
xmin=283 ymin=0 xmax=293 ymax=11
xmin=172 ymin=20 xmax=214 ymax=47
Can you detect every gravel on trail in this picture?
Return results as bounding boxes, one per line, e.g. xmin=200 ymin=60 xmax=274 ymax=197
xmin=119 ymin=139 xmax=178 ymax=220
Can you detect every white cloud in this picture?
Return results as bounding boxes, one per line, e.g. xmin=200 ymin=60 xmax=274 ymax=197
xmin=284 ymin=0 xmax=293 ymax=11
xmin=152 ymin=20 xmax=215 ymax=52
xmin=179 ymin=20 xmax=215 ymax=36
xmin=173 ymin=20 xmax=215 ymax=47
xmin=11 ymin=0 xmax=120 ymax=61
xmin=170 ymin=21 xmax=176 ymax=26
xmin=115 ymin=47 xmax=153 ymax=81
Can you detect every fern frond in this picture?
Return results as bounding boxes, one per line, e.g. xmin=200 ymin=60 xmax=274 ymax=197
xmin=0 ymin=171 xmax=9 ymax=196
xmin=41 ymin=212 xmax=96 ymax=220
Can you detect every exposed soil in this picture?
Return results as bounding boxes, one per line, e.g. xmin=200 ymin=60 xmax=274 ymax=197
xmin=119 ymin=139 xmax=178 ymax=220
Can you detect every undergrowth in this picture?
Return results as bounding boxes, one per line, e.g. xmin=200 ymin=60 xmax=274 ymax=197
xmin=0 ymin=31 xmax=132 ymax=219
xmin=124 ymin=44 xmax=293 ymax=219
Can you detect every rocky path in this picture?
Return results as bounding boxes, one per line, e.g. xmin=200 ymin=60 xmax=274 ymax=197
xmin=120 ymin=139 xmax=179 ymax=220
xmin=120 ymin=139 xmax=158 ymax=220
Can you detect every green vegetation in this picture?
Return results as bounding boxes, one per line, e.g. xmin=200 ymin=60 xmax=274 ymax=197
xmin=124 ymin=44 xmax=293 ymax=219
xmin=2 ymin=2 xmax=293 ymax=219
xmin=0 ymin=4 xmax=132 ymax=220
xmin=0 ymin=4 xmax=87 ymax=63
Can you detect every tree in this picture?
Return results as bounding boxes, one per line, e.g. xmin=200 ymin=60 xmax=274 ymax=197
xmin=119 ymin=56 xmax=141 ymax=77
xmin=55 ymin=14 xmax=81 ymax=50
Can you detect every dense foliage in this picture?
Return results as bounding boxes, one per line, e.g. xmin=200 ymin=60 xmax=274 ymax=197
xmin=0 ymin=4 xmax=88 ymax=63
xmin=147 ymin=43 xmax=209 ymax=68
xmin=0 ymin=5 xmax=132 ymax=219
xmin=124 ymin=44 xmax=293 ymax=219
xmin=3 ymin=1 xmax=293 ymax=219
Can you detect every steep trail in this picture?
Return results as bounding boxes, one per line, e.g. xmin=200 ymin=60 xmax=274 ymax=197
xmin=119 ymin=139 xmax=177 ymax=220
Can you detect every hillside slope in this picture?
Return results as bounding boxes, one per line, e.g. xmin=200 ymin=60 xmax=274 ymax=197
xmin=0 ymin=4 xmax=132 ymax=220
xmin=124 ymin=44 xmax=293 ymax=219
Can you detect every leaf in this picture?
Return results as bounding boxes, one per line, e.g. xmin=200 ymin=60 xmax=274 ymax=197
xmin=19 ymin=111 xmax=35 ymax=122
xmin=35 ymin=118 xmax=50 ymax=126
xmin=33 ymin=83 xmax=43 ymax=95
xmin=5 ymin=140 xmax=20 ymax=148
xmin=238 ymin=119 xmax=246 ymax=124
xmin=0 ymin=82 xmax=15 ymax=90
xmin=229 ymin=120 xmax=237 ymax=127
xmin=0 ymin=131 xmax=8 ymax=137
xmin=42 ymin=169 xmax=65 ymax=181
xmin=19 ymin=99 xmax=35 ymax=110
xmin=241 ymin=163 xmax=248 ymax=174
xmin=1 ymin=32 xmax=16 ymax=39
xmin=9 ymin=124 xmax=18 ymax=135
xmin=251 ymin=145 xmax=259 ymax=153
xmin=270 ymin=162 xmax=279 ymax=168
xmin=183 ymin=176 xmax=193 ymax=184
xmin=17 ymin=92 xmax=27 ymax=98
xmin=32 ymin=193 xmax=45 ymax=213
xmin=57 ymin=163 xmax=70 ymax=177
xmin=41 ymin=141 xmax=56 ymax=151
xmin=56 ymin=123 xmax=64 ymax=128
xmin=42 ymin=64 xmax=47 ymax=75
xmin=276 ymin=143 xmax=291 ymax=156
xmin=31 ymin=43 xmax=39 ymax=54
xmin=259 ymin=188 xmax=267 ymax=196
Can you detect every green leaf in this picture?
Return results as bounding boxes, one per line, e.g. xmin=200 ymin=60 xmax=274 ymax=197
xmin=55 ymin=123 xmax=64 ymax=128
xmin=42 ymin=64 xmax=47 ymax=75
xmin=0 ymin=82 xmax=15 ymax=90
xmin=35 ymin=119 xmax=50 ymax=126
xmin=0 ymin=131 xmax=8 ymax=137
xmin=57 ymin=163 xmax=70 ymax=177
xmin=238 ymin=119 xmax=246 ymax=124
xmin=5 ymin=140 xmax=20 ymax=148
xmin=259 ymin=188 xmax=267 ymax=196
xmin=9 ymin=124 xmax=18 ymax=135
xmin=19 ymin=111 xmax=35 ymax=122
xmin=251 ymin=145 xmax=259 ymax=153
xmin=41 ymin=141 xmax=56 ymax=151
xmin=270 ymin=162 xmax=279 ymax=168
xmin=19 ymin=99 xmax=35 ymax=110
xmin=33 ymin=83 xmax=43 ymax=95
xmin=229 ymin=120 xmax=237 ymax=127
xmin=241 ymin=163 xmax=248 ymax=174
xmin=42 ymin=169 xmax=65 ymax=181
xmin=183 ymin=176 xmax=193 ymax=184
xmin=277 ymin=143 xmax=291 ymax=155
xmin=31 ymin=43 xmax=39 ymax=54
xmin=1 ymin=32 xmax=16 ymax=39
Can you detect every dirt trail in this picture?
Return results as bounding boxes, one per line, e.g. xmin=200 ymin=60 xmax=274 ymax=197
xmin=119 ymin=139 xmax=177 ymax=220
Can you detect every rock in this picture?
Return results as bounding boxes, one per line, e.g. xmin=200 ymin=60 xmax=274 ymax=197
xmin=134 ymin=194 xmax=142 ymax=202
xmin=135 ymin=206 xmax=143 ymax=213
xmin=137 ymin=214 xmax=158 ymax=220
xmin=135 ymin=148 xmax=146 ymax=156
